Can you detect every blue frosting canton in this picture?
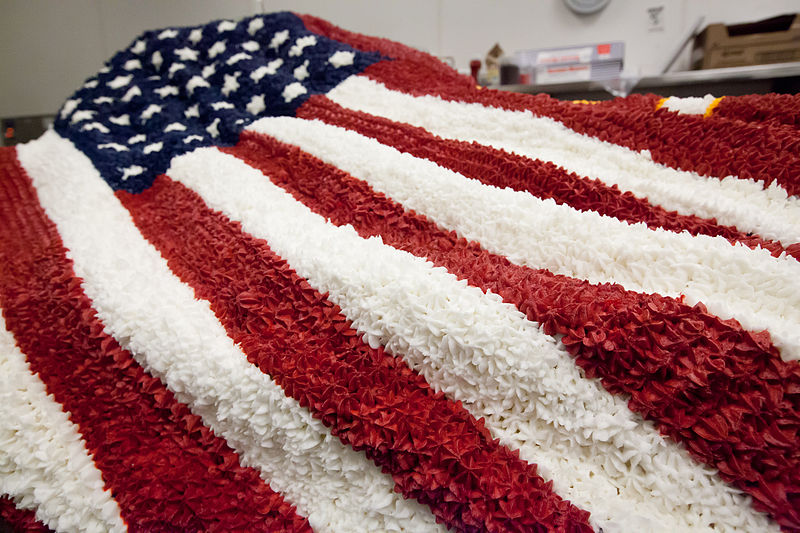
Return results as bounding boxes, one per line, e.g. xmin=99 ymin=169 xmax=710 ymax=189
xmin=54 ymin=12 xmax=381 ymax=193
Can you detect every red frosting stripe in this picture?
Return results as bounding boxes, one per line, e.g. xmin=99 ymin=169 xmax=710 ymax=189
xmin=226 ymin=132 xmax=800 ymax=530
xmin=297 ymin=95 xmax=798 ymax=260
xmin=297 ymin=13 xmax=471 ymax=88
xmin=712 ymin=93 xmax=800 ymax=129
xmin=0 ymin=496 xmax=53 ymax=533
xmin=296 ymin=16 xmax=800 ymax=198
xmin=0 ymin=147 xmax=311 ymax=533
xmin=118 ymin=173 xmax=595 ymax=533
xmin=361 ymin=59 xmax=800 ymax=198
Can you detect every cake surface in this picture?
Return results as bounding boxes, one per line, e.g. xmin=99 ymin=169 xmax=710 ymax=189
xmin=0 ymin=11 xmax=798 ymax=533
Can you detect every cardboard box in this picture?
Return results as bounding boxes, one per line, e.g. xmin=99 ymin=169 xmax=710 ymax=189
xmin=515 ymin=42 xmax=624 ymax=69
xmin=526 ymin=61 xmax=623 ymax=84
xmin=692 ymin=14 xmax=800 ymax=70
xmin=514 ymin=42 xmax=624 ymax=85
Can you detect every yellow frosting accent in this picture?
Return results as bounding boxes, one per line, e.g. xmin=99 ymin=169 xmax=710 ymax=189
xmin=704 ymin=96 xmax=725 ymax=118
xmin=571 ymin=99 xmax=600 ymax=105
xmin=655 ymin=97 xmax=667 ymax=111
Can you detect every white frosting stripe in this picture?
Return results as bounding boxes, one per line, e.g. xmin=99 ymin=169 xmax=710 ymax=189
xmin=659 ymin=94 xmax=719 ymax=115
xmin=326 ymin=75 xmax=800 ymax=247
xmin=246 ymin=116 xmax=800 ymax=361
xmin=166 ymin=145 xmax=778 ymax=533
xmin=15 ymin=131 xmax=440 ymax=533
xmin=0 ymin=315 xmax=127 ymax=533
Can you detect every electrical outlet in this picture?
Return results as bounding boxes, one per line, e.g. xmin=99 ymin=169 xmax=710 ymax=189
xmin=647 ymin=6 xmax=665 ymax=32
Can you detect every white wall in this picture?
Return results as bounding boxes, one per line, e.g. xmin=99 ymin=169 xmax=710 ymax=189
xmin=438 ymin=0 xmax=800 ymax=77
xmin=2 ymin=0 xmax=798 ymax=117
xmin=0 ymin=0 xmax=260 ymax=117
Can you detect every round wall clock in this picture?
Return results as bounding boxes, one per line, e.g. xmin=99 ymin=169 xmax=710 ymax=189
xmin=563 ymin=0 xmax=611 ymax=15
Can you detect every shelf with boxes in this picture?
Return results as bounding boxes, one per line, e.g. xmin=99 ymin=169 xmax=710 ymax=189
xmin=493 ymin=61 xmax=800 ymax=100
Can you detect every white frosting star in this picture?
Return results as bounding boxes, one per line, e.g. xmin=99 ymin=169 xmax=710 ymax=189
xmin=251 ymin=59 xmax=283 ymax=82
xmin=60 ymin=98 xmax=81 ymax=119
xmin=288 ymin=35 xmax=317 ymax=57
xmin=248 ymin=18 xmax=264 ymax=36
xmin=186 ymin=75 xmax=210 ymax=95
xmin=269 ymin=29 xmax=290 ymax=50
xmin=97 ymin=143 xmax=128 ymax=151
xmin=282 ymin=82 xmax=307 ymax=102
xmin=168 ymin=63 xmax=186 ymax=76
xmin=157 ymin=29 xmax=178 ymax=40
xmin=164 ymin=122 xmax=187 ymax=132
xmin=140 ymin=104 xmax=162 ymax=121
xmin=226 ymin=52 xmax=251 ymax=66
xmin=154 ymin=85 xmax=179 ymax=98
xmin=206 ymin=117 xmax=221 ymax=138
xmin=107 ymin=75 xmax=132 ymax=89
xmin=329 ymin=50 xmax=355 ymax=68
xmin=246 ymin=94 xmax=266 ymax=115
xmin=131 ymin=40 xmax=146 ymax=54
xmin=222 ymin=73 xmax=241 ymax=96
xmin=174 ymin=47 xmax=199 ymax=61
xmin=151 ymin=51 xmax=163 ymax=70
xmin=208 ymin=40 xmax=226 ymax=59
xmin=217 ymin=20 xmax=236 ymax=32
xmin=70 ymin=109 xmax=96 ymax=124
xmin=143 ymin=142 xmax=163 ymax=154
xmin=184 ymin=104 xmax=200 ymax=118
xmin=120 ymin=165 xmax=144 ymax=181
xmin=241 ymin=41 xmax=260 ymax=52
xmin=109 ymin=115 xmax=130 ymax=126
xmin=121 ymin=86 xmax=142 ymax=102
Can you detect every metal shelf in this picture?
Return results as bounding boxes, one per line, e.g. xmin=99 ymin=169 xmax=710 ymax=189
xmin=492 ymin=62 xmax=800 ymax=99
